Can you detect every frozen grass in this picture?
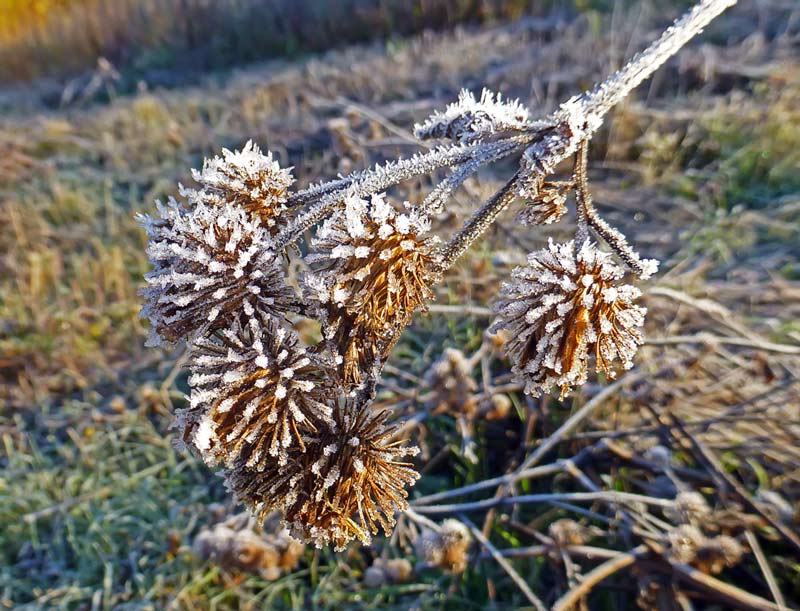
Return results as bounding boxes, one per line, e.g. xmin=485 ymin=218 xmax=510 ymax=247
xmin=1 ymin=1 xmax=799 ymax=608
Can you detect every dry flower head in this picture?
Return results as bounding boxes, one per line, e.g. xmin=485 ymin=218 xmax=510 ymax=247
xmin=192 ymin=511 xmax=304 ymax=580
xmin=182 ymin=311 xmax=334 ymax=468
xmin=415 ymin=518 xmax=472 ymax=573
xmin=414 ymin=88 xmax=533 ymax=143
xmin=189 ymin=139 xmax=294 ymax=231
xmin=306 ymin=192 xmax=439 ymax=387
xmin=139 ymin=198 xmax=297 ymax=346
xmin=492 ymin=239 xmax=647 ymax=397
xmin=226 ymin=398 xmax=419 ymax=551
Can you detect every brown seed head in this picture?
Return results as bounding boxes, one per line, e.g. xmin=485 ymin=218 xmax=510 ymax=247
xmin=139 ymin=199 xmax=297 ymax=346
xmin=415 ymin=519 xmax=471 ymax=573
xmin=189 ymin=140 xmax=294 ymax=232
xmin=516 ymin=176 xmax=570 ymax=226
xmin=306 ymin=192 xmax=440 ymax=388
xmin=226 ymin=396 xmax=419 ymax=551
xmin=424 ymin=348 xmax=478 ymax=417
xmin=181 ymin=311 xmax=334 ymax=468
xmin=492 ymin=239 xmax=646 ymax=397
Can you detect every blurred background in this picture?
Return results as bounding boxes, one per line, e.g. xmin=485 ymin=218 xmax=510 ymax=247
xmin=1 ymin=0 xmax=799 ymax=609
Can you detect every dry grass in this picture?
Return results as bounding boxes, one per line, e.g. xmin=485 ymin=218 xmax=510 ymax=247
xmin=0 ymin=0 xmax=536 ymax=85
xmin=1 ymin=0 xmax=799 ymax=608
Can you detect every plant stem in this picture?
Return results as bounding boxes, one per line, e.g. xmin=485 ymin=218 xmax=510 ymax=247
xmin=437 ymin=0 xmax=738 ymax=270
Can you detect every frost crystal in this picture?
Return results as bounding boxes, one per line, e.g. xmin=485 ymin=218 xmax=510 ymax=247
xmin=516 ymin=177 xmax=570 ymax=226
xmin=187 ymin=140 xmax=294 ymax=232
xmin=305 ymin=192 xmax=440 ymax=388
xmin=225 ymin=397 xmax=419 ymax=551
xmin=414 ymin=88 xmax=533 ymax=143
xmin=492 ymin=240 xmax=647 ymax=397
xmin=139 ymin=198 xmax=297 ymax=346
xmin=179 ymin=311 xmax=334 ymax=469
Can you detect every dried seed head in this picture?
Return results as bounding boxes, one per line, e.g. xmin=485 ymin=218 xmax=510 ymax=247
xmin=305 ymin=192 xmax=440 ymax=388
xmin=192 ymin=511 xmax=304 ymax=581
xmin=415 ymin=519 xmax=471 ymax=573
xmin=664 ymin=491 xmax=711 ymax=525
xmin=226 ymin=397 xmax=419 ymax=551
xmin=414 ymin=88 xmax=532 ymax=143
xmin=363 ymin=557 xmax=413 ymax=587
xmin=516 ymin=177 xmax=570 ymax=226
xmin=139 ymin=199 xmax=297 ymax=346
xmin=424 ymin=348 xmax=478 ymax=417
xmin=180 ymin=311 xmax=334 ymax=468
xmin=188 ymin=140 xmax=294 ymax=231
xmin=666 ymin=524 xmax=705 ymax=565
xmin=695 ymin=535 xmax=745 ymax=574
xmin=492 ymin=239 xmax=647 ymax=397
xmin=548 ymin=518 xmax=590 ymax=547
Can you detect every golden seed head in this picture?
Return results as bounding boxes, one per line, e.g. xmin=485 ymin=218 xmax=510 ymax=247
xmin=189 ymin=140 xmax=294 ymax=232
xmin=664 ymin=491 xmax=711 ymax=525
xmin=424 ymin=348 xmax=478 ymax=416
xmin=492 ymin=239 xmax=647 ymax=397
xmin=181 ymin=311 xmax=335 ymax=468
xmin=305 ymin=192 xmax=440 ymax=388
xmin=225 ymin=396 xmax=419 ymax=551
xmin=666 ymin=524 xmax=705 ymax=565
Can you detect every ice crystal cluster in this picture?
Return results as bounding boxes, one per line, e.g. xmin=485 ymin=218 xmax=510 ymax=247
xmin=414 ymin=88 xmax=533 ymax=143
xmin=140 ymin=0 xmax=735 ymax=551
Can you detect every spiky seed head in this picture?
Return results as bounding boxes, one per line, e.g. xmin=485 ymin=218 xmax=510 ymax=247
xmin=695 ymin=535 xmax=744 ymax=574
xmin=516 ymin=177 xmax=569 ymax=226
xmin=225 ymin=396 xmax=419 ymax=551
xmin=548 ymin=518 xmax=590 ymax=547
xmin=188 ymin=140 xmax=294 ymax=231
xmin=305 ymin=191 xmax=440 ymax=388
xmin=192 ymin=510 xmax=304 ymax=581
xmin=666 ymin=524 xmax=705 ymax=565
xmin=424 ymin=348 xmax=478 ymax=416
xmin=664 ymin=491 xmax=711 ymax=525
xmin=415 ymin=519 xmax=471 ymax=573
xmin=139 ymin=198 xmax=298 ymax=346
xmin=492 ymin=239 xmax=647 ymax=397
xmin=414 ymin=88 xmax=532 ymax=143
xmin=180 ymin=311 xmax=334 ymax=468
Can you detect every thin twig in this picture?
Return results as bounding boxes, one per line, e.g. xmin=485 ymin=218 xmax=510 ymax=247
xmin=645 ymin=333 xmax=800 ymax=355
xmin=744 ymin=529 xmax=788 ymax=611
xmin=552 ymin=546 xmax=647 ymax=611
xmin=460 ymin=514 xmax=548 ymax=611
xmin=413 ymin=491 xmax=674 ymax=515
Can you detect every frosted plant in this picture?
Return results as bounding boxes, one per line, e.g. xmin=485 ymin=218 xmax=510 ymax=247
xmin=516 ymin=178 xmax=571 ymax=226
xmin=141 ymin=0 xmax=738 ymax=550
xmin=187 ymin=139 xmax=294 ymax=231
xmin=414 ymin=519 xmax=472 ymax=573
xmin=225 ymin=396 xmax=420 ymax=551
xmin=491 ymin=239 xmax=647 ymax=397
xmin=305 ymin=191 xmax=439 ymax=388
xmin=414 ymin=88 xmax=536 ymax=143
xmin=180 ymin=311 xmax=334 ymax=468
xmin=139 ymin=198 xmax=297 ymax=346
